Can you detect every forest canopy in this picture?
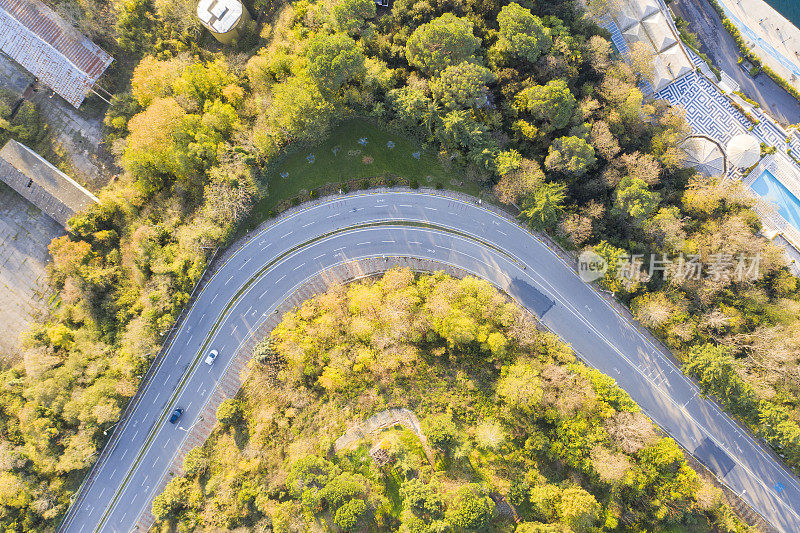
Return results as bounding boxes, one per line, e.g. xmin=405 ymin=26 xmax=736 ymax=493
xmin=151 ymin=270 xmax=750 ymax=532
xmin=0 ymin=0 xmax=798 ymax=529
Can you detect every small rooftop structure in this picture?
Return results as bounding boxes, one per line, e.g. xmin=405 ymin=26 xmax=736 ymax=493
xmin=680 ymin=136 xmax=726 ymax=176
xmin=197 ymin=0 xmax=251 ymax=44
xmin=642 ymin=13 xmax=677 ymax=52
xmin=0 ymin=140 xmax=98 ymax=227
xmin=0 ymin=0 xmax=113 ymax=108
xmin=609 ymin=0 xmax=694 ymax=91
xmin=727 ymin=134 xmax=761 ymax=168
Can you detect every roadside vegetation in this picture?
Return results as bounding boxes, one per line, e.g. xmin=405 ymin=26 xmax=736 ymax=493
xmin=0 ymin=0 xmax=799 ymax=529
xmin=152 ymin=269 xmax=751 ymax=532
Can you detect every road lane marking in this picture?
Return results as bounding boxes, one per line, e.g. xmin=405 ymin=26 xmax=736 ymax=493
xmin=314 ymin=253 xmax=326 ymax=260
xmin=277 ymin=274 xmax=286 ymax=282
xmin=79 ymin=193 xmax=800 ymax=533
xmin=225 ymin=276 xmax=234 ymax=285
xmin=293 ymin=263 xmax=305 ymax=271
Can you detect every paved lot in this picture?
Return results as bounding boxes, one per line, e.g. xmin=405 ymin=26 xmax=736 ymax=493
xmin=672 ymin=0 xmax=800 ymax=125
xmin=0 ymin=53 xmax=112 ymax=192
xmin=0 ymin=182 xmax=62 ymax=362
xmin=61 ymin=191 xmax=800 ymax=533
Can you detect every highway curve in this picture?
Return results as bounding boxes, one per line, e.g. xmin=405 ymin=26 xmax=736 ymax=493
xmin=60 ymin=191 xmax=800 ymax=532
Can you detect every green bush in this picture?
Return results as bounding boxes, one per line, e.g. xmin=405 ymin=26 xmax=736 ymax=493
xmin=216 ymin=399 xmax=242 ymax=427
xmin=423 ymin=413 xmax=459 ymax=453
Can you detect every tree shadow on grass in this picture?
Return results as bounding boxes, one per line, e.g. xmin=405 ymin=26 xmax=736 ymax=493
xmin=234 ymin=422 xmax=250 ymax=450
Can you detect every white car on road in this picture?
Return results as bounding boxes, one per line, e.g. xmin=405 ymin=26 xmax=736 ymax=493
xmin=204 ymin=349 xmax=219 ymax=365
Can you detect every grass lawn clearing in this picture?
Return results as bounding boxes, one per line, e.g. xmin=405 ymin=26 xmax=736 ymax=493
xmin=240 ymin=118 xmax=485 ymax=233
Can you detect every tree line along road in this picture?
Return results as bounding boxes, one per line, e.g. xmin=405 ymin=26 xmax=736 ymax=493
xmin=60 ymin=190 xmax=800 ymax=533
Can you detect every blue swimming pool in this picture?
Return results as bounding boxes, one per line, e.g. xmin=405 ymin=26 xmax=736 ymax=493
xmin=750 ymin=169 xmax=800 ymax=232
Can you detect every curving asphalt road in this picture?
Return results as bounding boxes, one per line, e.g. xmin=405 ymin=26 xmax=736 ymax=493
xmin=60 ymin=191 xmax=800 ymax=532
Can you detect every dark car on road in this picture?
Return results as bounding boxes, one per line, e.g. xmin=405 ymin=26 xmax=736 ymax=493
xmin=169 ymin=408 xmax=183 ymax=424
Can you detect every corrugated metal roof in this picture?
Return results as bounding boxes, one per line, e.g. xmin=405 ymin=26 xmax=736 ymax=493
xmin=0 ymin=140 xmax=99 ymax=227
xmin=0 ymin=0 xmax=112 ymax=108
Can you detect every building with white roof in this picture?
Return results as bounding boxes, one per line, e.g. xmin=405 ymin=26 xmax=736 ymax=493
xmin=609 ymin=0 xmax=694 ymax=92
xmin=0 ymin=0 xmax=113 ymax=108
xmin=197 ymin=0 xmax=251 ymax=44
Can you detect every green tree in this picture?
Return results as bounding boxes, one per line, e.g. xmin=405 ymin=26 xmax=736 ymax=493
xmin=613 ymin=176 xmax=660 ymax=221
xmin=182 ymin=447 xmax=209 ymax=477
xmin=122 ymin=97 xmax=191 ymax=194
xmin=173 ymin=58 xmax=236 ymax=106
xmin=528 ymin=484 xmax=561 ymax=522
xmin=436 ymin=110 xmax=488 ymax=150
xmin=406 ymin=14 xmax=481 ymax=74
xmin=305 ymin=33 xmax=366 ymax=92
xmin=318 ymin=472 xmax=368 ymax=511
xmin=334 ymin=498 xmax=367 ymax=529
xmin=216 ymin=398 xmax=242 ymax=427
xmin=331 ymin=0 xmax=376 ymax=35
xmin=544 ymin=136 xmax=596 ymax=176
xmin=251 ymin=74 xmax=335 ymax=156
xmin=515 ymin=79 xmax=576 ymax=131
xmin=558 ymin=486 xmax=600 ymax=532
xmin=496 ymin=3 xmax=551 ymax=63
xmin=684 ymin=343 xmax=759 ymax=419
xmin=115 ymin=0 xmax=160 ymax=54
xmin=389 ymin=86 xmax=433 ymax=129
xmin=401 ymin=479 xmax=445 ymax=521
xmin=516 ymin=523 xmax=567 ymax=533
xmin=494 ymin=157 xmax=545 ymax=205
xmin=286 ymin=456 xmax=340 ymax=497
xmin=521 ymin=182 xmax=566 ymax=229
xmin=497 ymin=362 xmax=543 ymax=414
xmin=252 ymin=337 xmax=277 ymax=364
xmin=152 ymin=477 xmax=191 ymax=521
xmin=432 ymin=61 xmax=495 ymax=110
xmin=591 ymin=240 xmax=632 ymax=293
xmin=447 ymin=484 xmax=494 ymax=531
xmin=422 ymin=413 xmax=459 ymax=453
